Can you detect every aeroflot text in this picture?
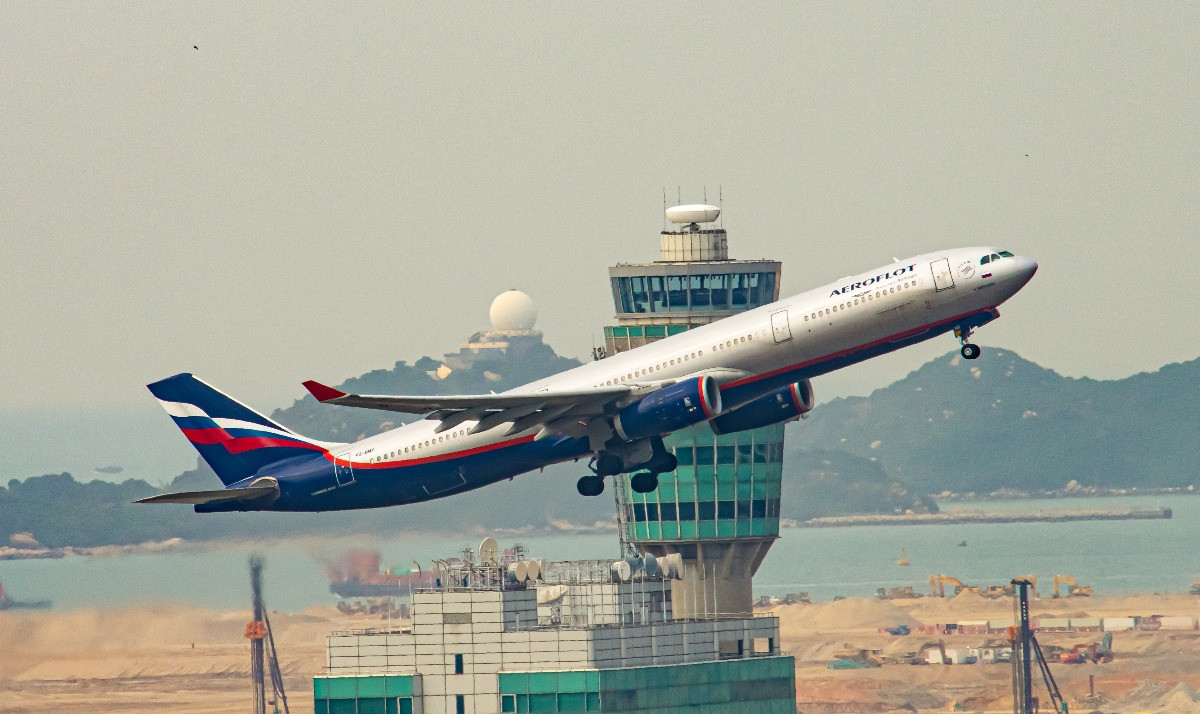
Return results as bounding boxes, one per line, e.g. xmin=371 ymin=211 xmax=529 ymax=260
xmin=830 ymin=265 xmax=917 ymax=297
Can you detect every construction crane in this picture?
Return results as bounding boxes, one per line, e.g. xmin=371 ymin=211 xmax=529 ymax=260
xmin=1051 ymin=574 xmax=1093 ymax=598
xmin=1010 ymin=578 xmax=1067 ymax=714
xmin=1002 ymin=575 xmax=1037 ymax=597
xmin=929 ymin=574 xmax=965 ymax=597
xmin=248 ymin=556 xmax=290 ymax=714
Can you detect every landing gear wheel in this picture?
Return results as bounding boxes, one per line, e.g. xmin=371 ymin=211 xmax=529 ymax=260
xmin=630 ymin=471 xmax=659 ymax=494
xmin=961 ymin=343 xmax=981 ymax=360
xmin=593 ymin=452 xmax=623 ymax=477
xmin=576 ymin=475 xmax=605 ymax=497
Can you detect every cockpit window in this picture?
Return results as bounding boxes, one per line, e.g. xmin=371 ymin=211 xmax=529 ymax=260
xmin=999 ymin=250 xmax=1014 ymax=258
xmin=980 ymin=255 xmax=990 ymax=265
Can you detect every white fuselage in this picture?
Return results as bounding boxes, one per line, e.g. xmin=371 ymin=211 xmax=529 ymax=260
xmin=337 ymin=247 xmax=1036 ymax=466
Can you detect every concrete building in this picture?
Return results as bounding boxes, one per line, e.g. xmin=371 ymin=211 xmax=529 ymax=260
xmin=603 ymin=206 xmax=787 ymax=617
xmin=314 ymin=552 xmax=796 ymax=714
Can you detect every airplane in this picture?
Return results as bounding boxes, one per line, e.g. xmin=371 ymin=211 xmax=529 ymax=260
xmin=140 ymin=247 xmax=1036 ymax=512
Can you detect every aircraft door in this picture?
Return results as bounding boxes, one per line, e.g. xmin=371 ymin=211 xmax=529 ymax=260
xmin=931 ymin=258 xmax=955 ymax=291
xmin=332 ymin=451 xmax=356 ymax=486
xmin=771 ymin=309 xmax=792 ymax=343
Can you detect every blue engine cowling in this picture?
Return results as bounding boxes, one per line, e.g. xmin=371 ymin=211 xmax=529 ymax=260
xmin=709 ymin=380 xmax=814 ymax=435
xmin=613 ymin=376 xmax=722 ymax=442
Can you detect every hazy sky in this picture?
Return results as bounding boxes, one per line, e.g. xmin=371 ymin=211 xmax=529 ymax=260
xmin=3 ymin=3 xmax=1198 ymax=422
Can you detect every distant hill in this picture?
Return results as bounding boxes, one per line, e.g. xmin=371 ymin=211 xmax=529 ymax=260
xmin=786 ymin=349 xmax=1200 ymax=495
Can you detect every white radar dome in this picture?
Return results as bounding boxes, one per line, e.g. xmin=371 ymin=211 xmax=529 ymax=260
xmin=489 ymin=290 xmax=537 ymax=331
xmin=666 ymin=204 xmax=721 ymax=224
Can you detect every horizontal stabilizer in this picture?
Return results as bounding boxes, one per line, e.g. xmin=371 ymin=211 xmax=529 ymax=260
xmin=136 ymin=483 xmax=278 ymax=506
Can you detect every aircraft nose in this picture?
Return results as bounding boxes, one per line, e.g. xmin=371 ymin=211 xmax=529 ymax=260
xmin=1014 ymin=255 xmax=1038 ymax=282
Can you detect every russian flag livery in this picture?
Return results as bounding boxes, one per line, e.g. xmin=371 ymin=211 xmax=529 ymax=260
xmin=148 ymin=373 xmax=337 ymax=487
xmin=141 ymin=246 xmax=1036 ymax=514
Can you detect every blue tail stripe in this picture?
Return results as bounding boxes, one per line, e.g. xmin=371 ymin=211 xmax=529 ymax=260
xmin=149 ymin=373 xmax=283 ymax=430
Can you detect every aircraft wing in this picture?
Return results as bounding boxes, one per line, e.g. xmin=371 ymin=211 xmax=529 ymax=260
xmin=136 ymin=484 xmax=278 ymax=506
xmin=303 ymin=379 xmax=644 ymax=440
xmin=302 ymin=380 xmax=633 ymax=414
xmin=303 ymin=369 xmax=750 ymax=442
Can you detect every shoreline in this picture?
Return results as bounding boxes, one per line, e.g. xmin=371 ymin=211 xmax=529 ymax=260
xmin=801 ymin=506 xmax=1172 ymax=528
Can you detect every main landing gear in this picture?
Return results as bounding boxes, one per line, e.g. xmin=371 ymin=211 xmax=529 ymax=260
xmin=576 ymin=443 xmax=679 ymax=497
xmin=955 ymin=325 xmax=981 ymax=360
xmin=576 ymin=474 xmax=605 ymax=497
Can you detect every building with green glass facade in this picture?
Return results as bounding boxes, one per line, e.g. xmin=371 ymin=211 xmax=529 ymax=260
xmin=604 ymin=209 xmax=786 ymax=617
xmin=314 ymin=556 xmax=796 ymax=714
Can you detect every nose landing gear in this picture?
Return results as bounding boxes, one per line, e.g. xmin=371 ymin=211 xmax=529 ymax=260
xmin=955 ymin=325 xmax=981 ymax=360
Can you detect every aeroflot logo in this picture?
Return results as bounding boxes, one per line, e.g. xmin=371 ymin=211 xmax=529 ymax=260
xmin=830 ymin=264 xmax=917 ymax=297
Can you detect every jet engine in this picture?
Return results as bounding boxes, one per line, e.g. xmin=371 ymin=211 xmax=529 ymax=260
xmin=709 ymin=380 xmax=814 ymax=435
xmin=613 ymin=376 xmax=722 ymax=442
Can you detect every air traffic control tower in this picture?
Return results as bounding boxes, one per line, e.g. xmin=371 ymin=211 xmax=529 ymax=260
xmin=603 ymin=204 xmax=786 ymax=618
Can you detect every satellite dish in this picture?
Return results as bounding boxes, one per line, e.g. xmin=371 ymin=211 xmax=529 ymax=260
xmin=514 ymin=561 xmax=528 ymax=581
xmin=526 ymin=558 xmax=542 ymax=581
xmin=611 ymin=560 xmax=632 ymax=582
xmin=479 ymin=537 xmax=500 ymax=566
xmin=662 ymin=553 xmax=683 ymax=579
xmin=643 ymin=554 xmax=661 ymax=578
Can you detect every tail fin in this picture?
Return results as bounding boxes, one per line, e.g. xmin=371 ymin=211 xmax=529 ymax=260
xmin=148 ymin=373 xmax=337 ymax=486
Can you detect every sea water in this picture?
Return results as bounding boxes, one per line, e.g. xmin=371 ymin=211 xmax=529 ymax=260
xmin=2 ymin=495 xmax=1196 ymax=612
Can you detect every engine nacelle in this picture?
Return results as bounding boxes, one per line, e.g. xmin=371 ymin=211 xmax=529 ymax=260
xmin=613 ymin=376 xmax=722 ymax=442
xmin=709 ymin=380 xmax=814 ymax=435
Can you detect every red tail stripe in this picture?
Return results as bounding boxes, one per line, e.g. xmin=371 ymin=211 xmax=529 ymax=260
xmin=225 ymin=437 xmax=327 ymax=455
xmin=182 ymin=427 xmax=230 ymax=444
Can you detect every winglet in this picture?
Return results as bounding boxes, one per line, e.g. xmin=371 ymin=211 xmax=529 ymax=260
xmin=303 ymin=380 xmax=348 ymax=402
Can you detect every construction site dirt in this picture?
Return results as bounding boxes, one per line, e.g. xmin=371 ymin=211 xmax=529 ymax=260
xmin=1 ymin=592 xmax=1199 ymax=713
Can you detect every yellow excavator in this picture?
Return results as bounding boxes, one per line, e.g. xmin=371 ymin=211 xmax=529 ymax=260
xmin=929 ymin=574 xmax=965 ymax=597
xmin=914 ymin=640 xmax=950 ymax=664
xmin=1052 ymin=574 xmax=1093 ymax=598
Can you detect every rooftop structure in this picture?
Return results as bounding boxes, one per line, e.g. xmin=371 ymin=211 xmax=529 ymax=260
xmin=314 ymin=545 xmax=795 ymax=714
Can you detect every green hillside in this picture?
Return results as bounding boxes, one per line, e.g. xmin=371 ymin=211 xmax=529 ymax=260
xmin=787 ymin=349 xmax=1200 ymax=494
